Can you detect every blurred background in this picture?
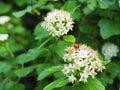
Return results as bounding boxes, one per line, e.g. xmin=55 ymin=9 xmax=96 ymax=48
xmin=0 ymin=0 xmax=120 ymax=90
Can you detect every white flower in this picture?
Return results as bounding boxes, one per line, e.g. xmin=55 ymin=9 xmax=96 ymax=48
xmin=41 ymin=9 xmax=74 ymax=37
xmin=88 ymin=70 xmax=97 ymax=78
xmin=62 ymin=65 xmax=71 ymax=75
xmin=118 ymin=0 xmax=120 ymax=7
xmin=62 ymin=44 xmax=105 ymax=83
xmin=0 ymin=34 xmax=9 ymax=41
xmin=68 ymin=63 xmax=75 ymax=73
xmin=73 ymin=59 xmax=84 ymax=70
xmin=77 ymin=49 xmax=89 ymax=58
xmin=0 ymin=16 xmax=10 ymax=25
xmin=79 ymin=73 xmax=88 ymax=82
xmin=68 ymin=74 xmax=77 ymax=83
xmin=102 ymin=42 xmax=119 ymax=60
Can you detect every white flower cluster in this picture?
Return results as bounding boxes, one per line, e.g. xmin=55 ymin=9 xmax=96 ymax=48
xmin=118 ymin=0 xmax=120 ymax=7
xmin=41 ymin=9 xmax=74 ymax=37
xmin=0 ymin=34 xmax=9 ymax=41
xmin=0 ymin=16 xmax=10 ymax=25
xmin=102 ymin=42 xmax=119 ymax=60
xmin=62 ymin=44 xmax=105 ymax=83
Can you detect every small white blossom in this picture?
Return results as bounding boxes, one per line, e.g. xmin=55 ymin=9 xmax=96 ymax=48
xmin=67 ymin=63 xmax=75 ymax=73
xmin=68 ymin=74 xmax=77 ymax=83
xmin=118 ymin=0 xmax=120 ymax=7
xmin=73 ymin=59 xmax=84 ymax=70
xmin=62 ymin=44 xmax=105 ymax=83
xmin=102 ymin=42 xmax=119 ymax=60
xmin=0 ymin=16 xmax=10 ymax=25
xmin=79 ymin=73 xmax=88 ymax=82
xmin=41 ymin=9 xmax=74 ymax=37
xmin=88 ymin=70 xmax=97 ymax=78
xmin=62 ymin=65 xmax=71 ymax=75
xmin=77 ymin=49 xmax=89 ymax=58
xmin=0 ymin=34 xmax=9 ymax=41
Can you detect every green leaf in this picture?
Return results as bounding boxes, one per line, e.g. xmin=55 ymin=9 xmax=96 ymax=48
xmin=98 ymin=19 xmax=120 ymax=39
xmin=16 ymin=47 xmax=46 ymax=64
xmin=98 ymin=0 xmax=116 ymax=9
xmin=13 ymin=5 xmax=34 ymax=18
xmin=78 ymin=0 xmax=86 ymax=3
xmin=55 ymin=40 xmax=71 ymax=57
xmin=86 ymin=77 xmax=105 ymax=90
xmin=43 ymin=77 xmax=69 ymax=90
xmin=37 ymin=65 xmax=63 ymax=80
xmin=71 ymin=10 xmax=82 ymax=20
xmin=34 ymin=80 xmax=49 ymax=90
xmin=4 ymin=81 xmax=14 ymax=90
xmin=13 ymin=10 xmax=27 ymax=18
xmin=87 ymin=0 xmax=97 ymax=10
xmin=4 ymin=81 xmax=25 ymax=90
xmin=34 ymin=23 xmax=50 ymax=40
xmin=103 ymin=60 xmax=111 ymax=65
xmin=13 ymin=2 xmax=42 ymax=17
xmin=14 ymin=66 xmax=35 ymax=78
xmin=83 ymin=6 xmax=93 ymax=15
xmin=0 ymin=2 xmax=12 ymax=14
xmin=39 ymin=3 xmax=54 ymax=10
xmin=98 ymin=62 xmax=120 ymax=86
xmin=36 ymin=64 xmax=51 ymax=74
xmin=0 ymin=46 xmax=9 ymax=58
xmin=79 ymin=23 xmax=97 ymax=33
xmin=0 ymin=62 xmax=10 ymax=73
xmin=14 ymin=0 xmax=28 ymax=6
xmin=62 ymin=0 xmax=80 ymax=12
xmin=13 ymin=2 xmax=54 ymax=18
xmin=97 ymin=73 xmax=113 ymax=86
xmin=62 ymin=78 xmax=105 ymax=90
xmin=63 ymin=35 xmax=76 ymax=43
xmin=106 ymin=63 xmax=120 ymax=77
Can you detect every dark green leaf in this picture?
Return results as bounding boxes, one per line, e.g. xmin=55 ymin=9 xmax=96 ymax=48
xmin=43 ymin=77 xmax=68 ymax=90
xmin=98 ymin=19 xmax=120 ymax=39
xmin=37 ymin=65 xmax=63 ymax=80
xmin=83 ymin=7 xmax=93 ymax=15
xmin=13 ymin=2 xmax=54 ymax=18
xmin=62 ymin=0 xmax=80 ymax=12
xmin=87 ymin=0 xmax=97 ymax=10
xmin=98 ymin=0 xmax=116 ymax=9
xmin=34 ymin=23 xmax=50 ymax=40
xmin=16 ymin=47 xmax=46 ymax=64
xmin=71 ymin=10 xmax=82 ymax=20
xmin=62 ymin=78 xmax=105 ymax=90
xmin=79 ymin=23 xmax=97 ymax=33
xmin=36 ymin=64 xmax=51 ymax=74
xmin=0 ymin=2 xmax=12 ymax=14
xmin=0 ymin=62 xmax=10 ymax=73
xmin=55 ymin=40 xmax=71 ymax=57
xmin=14 ymin=65 xmax=35 ymax=78
xmin=4 ymin=82 xmax=25 ymax=90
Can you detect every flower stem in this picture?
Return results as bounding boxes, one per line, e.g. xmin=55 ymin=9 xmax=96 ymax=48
xmin=38 ymin=37 xmax=52 ymax=49
xmin=6 ymin=42 xmax=14 ymax=59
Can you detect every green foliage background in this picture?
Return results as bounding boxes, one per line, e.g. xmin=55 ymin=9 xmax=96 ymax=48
xmin=0 ymin=0 xmax=120 ymax=90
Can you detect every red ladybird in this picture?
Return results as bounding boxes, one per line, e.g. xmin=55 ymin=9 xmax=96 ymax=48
xmin=74 ymin=44 xmax=80 ymax=49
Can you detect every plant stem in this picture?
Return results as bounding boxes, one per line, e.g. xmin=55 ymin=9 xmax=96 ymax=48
xmin=38 ymin=37 xmax=52 ymax=49
xmin=1 ymin=77 xmax=11 ymax=86
xmin=6 ymin=42 xmax=14 ymax=59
